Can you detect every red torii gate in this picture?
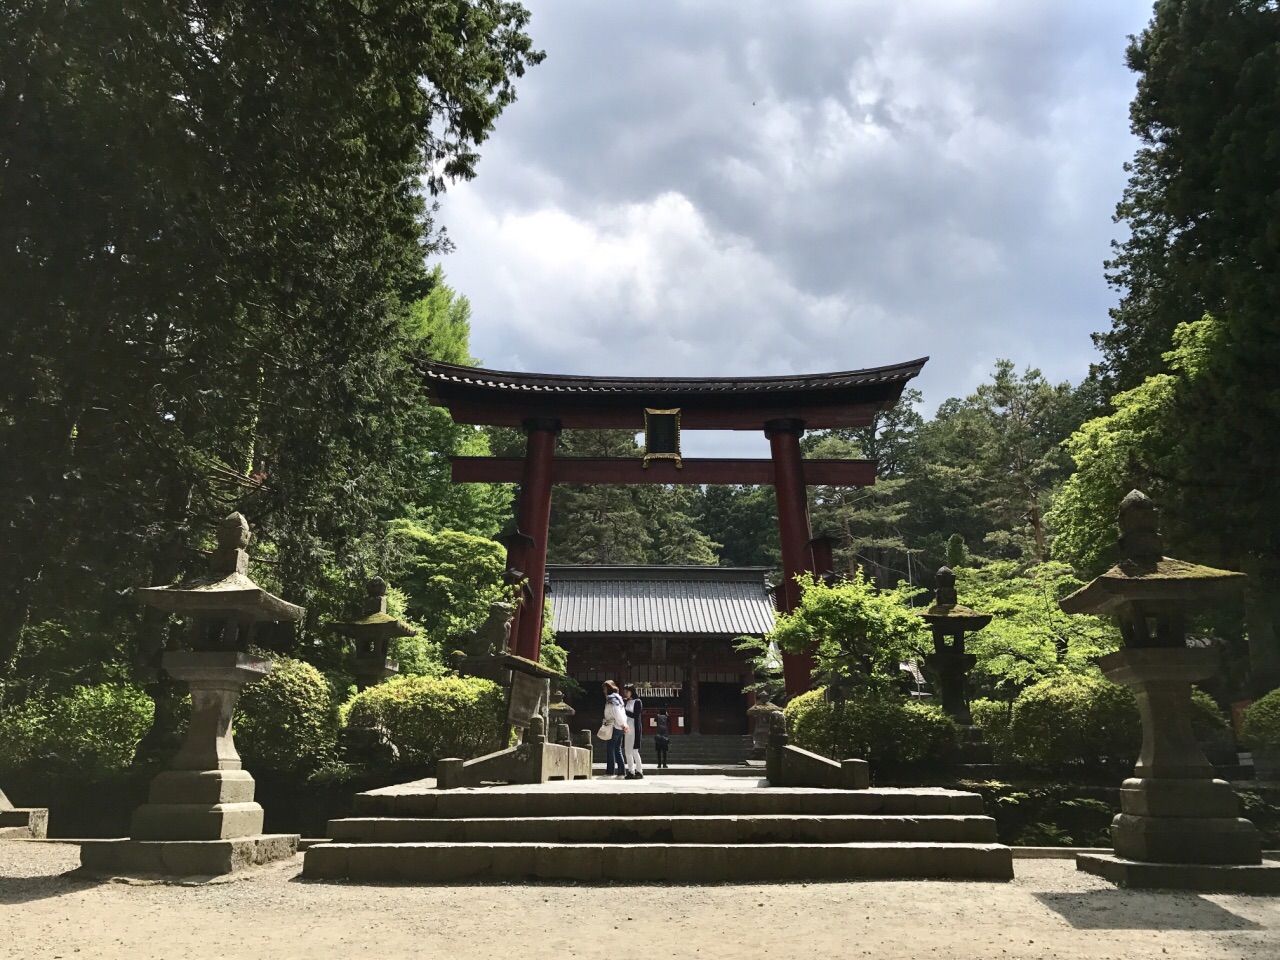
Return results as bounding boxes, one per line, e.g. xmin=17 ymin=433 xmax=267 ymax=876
xmin=422 ymin=357 xmax=927 ymax=695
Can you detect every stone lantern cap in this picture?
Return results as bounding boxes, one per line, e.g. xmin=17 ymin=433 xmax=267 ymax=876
xmin=919 ymin=567 xmax=992 ymax=633
xmin=1059 ymin=491 xmax=1246 ymax=616
xmin=747 ymin=699 xmax=784 ymax=717
xmin=331 ymin=577 xmax=418 ymax=644
xmin=548 ymin=689 xmax=576 ymax=718
xmin=137 ymin=513 xmax=304 ymax=622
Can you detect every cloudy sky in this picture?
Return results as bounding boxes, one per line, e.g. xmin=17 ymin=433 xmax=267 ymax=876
xmin=435 ymin=1 xmax=1153 ymax=456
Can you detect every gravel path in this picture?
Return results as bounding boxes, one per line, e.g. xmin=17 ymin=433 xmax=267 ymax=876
xmin=2 ymin=840 xmax=1278 ymax=960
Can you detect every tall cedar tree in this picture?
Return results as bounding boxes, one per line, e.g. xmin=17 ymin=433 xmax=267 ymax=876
xmin=0 ymin=2 xmax=541 ymax=701
xmin=1075 ymin=0 xmax=1280 ymax=690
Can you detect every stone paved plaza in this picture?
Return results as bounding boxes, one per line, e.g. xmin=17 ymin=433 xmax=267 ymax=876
xmin=3 ymin=840 xmax=1278 ymax=960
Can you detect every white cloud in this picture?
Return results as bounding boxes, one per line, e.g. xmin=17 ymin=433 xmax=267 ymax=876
xmin=434 ymin=0 xmax=1154 ymax=449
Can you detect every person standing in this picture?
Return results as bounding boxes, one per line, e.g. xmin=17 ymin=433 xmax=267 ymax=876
xmin=602 ymin=680 xmax=628 ymax=778
xmin=654 ymin=708 xmax=671 ymax=768
xmin=622 ymin=683 xmax=644 ymax=779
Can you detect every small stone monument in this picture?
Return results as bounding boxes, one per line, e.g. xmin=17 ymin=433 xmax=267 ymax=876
xmin=1063 ymin=491 xmax=1280 ymax=891
xmin=920 ymin=566 xmax=993 ymax=762
xmin=332 ymin=577 xmax=412 ymax=690
xmin=440 ymin=610 xmax=592 ymax=788
xmin=80 ymin=513 xmax=304 ymax=876
xmin=547 ymin=689 xmax=576 ymax=745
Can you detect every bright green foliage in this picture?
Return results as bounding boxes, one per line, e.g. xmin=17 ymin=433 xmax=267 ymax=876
xmin=784 ymin=687 xmax=957 ymax=764
xmin=386 ymin=522 xmax=509 ymax=670
xmin=0 ymin=684 xmax=153 ymax=778
xmin=762 ymin=574 xmax=927 ymax=691
xmin=1049 ymin=318 xmax=1209 ymax=575
xmin=1242 ymin=689 xmax=1280 ymax=752
xmin=1000 ymin=675 xmax=1139 ymax=769
xmin=344 ymin=675 xmax=507 ymax=764
xmin=955 ymin=562 xmax=1122 ymax=693
xmin=235 ymin=657 xmax=339 ymax=777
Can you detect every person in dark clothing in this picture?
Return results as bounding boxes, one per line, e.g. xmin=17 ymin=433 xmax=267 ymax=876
xmin=622 ymin=683 xmax=644 ymax=779
xmin=654 ymin=708 xmax=671 ymax=768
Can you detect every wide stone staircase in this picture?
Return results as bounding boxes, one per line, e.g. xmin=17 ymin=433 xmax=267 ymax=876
xmin=303 ymin=777 xmax=1013 ymax=882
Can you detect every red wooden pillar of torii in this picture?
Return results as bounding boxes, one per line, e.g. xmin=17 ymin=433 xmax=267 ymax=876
xmin=766 ymin=418 xmax=818 ymax=695
xmin=511 ymin=417 xmax=560 ymax=662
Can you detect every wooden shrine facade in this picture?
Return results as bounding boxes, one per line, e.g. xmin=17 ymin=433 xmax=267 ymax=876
xmin=422 ymin=357 xmax=927 ymax=694
xmin=547 ymin=565 xmax=774 ymax=736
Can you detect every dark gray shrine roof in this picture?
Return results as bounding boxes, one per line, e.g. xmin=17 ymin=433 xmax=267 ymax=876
xmin=547 ymin=565 xmax=776 ymax=637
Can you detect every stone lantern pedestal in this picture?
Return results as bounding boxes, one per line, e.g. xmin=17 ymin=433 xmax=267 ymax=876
xmin=79 ymin=513 xmax=302 ymax=877
xmin=1063 ymin=491 xmax=1280 ymax=892
xmin=1099 ymin=647 xmax=1260 ymax=866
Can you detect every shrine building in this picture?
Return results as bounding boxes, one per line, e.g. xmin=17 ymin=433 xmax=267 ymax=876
xmin=546 ymin=564 xmax=776 ymax=736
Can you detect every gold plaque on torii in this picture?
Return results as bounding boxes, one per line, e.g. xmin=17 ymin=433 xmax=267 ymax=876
xmin=643 ymin=408 xmax=682 ymax=468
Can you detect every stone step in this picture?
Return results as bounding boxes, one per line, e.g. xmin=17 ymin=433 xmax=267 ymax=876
xmin=353 ymin=785 xmax=986 ymax=820
xmin=303 ymin=840 xmax=1014 ymax=882
xmin=328 ymin=813 xmax=999 ymax=845
xmin=0 ymin=807 xmax=48 ymax=839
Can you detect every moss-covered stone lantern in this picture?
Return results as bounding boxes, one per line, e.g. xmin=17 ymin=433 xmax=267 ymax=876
xmin=1063 ymin=491 xmax=1279 ymax=891
xmin=80 ymin=512 xmax=304 ymax=876
xmin=332 ymin=577 xmax=414 ymax=690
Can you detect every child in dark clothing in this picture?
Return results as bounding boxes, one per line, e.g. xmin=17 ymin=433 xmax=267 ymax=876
xmin=654 ymin=708 xmax=671 ymax=768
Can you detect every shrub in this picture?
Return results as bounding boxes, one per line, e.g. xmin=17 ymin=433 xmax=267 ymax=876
xmin=344 ymin=675 xmax=507 ymax=765
xmin=1190 ymin=688 xmax=1229 ymax=741
xmin=235 ymin=656 xmax=340 ymax=777
xmin=1005 ymin=675 xmax=1139 ymax=769
xmin=0 ymin=684 xmax=154 ymax=778
xmin=970 ymin=698 xmax=1014 ymax=760
xmin=784 ymin=686 xmax=957 ymax=765
xmin=1242 ymin=688 xmax=1280 ymax=752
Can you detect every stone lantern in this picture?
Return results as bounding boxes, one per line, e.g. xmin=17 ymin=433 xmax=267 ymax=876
xmin=919 ymin=567 xmax=991 ymax=726
xmin=332 ymin=577 xmax=413 ymax=690
xmin=547 ymin=689 xmax=575 ymax=745
xmin=1063 ymin=491 xmax=1280 ymax=891
xmin=80 ymin=512 xmax=304 ymax=876
xmin=747 ymin=691 xmax=785 ymax=761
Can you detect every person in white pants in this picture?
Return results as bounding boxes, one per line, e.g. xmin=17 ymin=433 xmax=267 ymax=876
xmin=622 ymin=683 xmax=644 ymax=779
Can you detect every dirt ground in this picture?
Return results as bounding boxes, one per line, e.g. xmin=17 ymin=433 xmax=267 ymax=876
xmin=2 ymin=841 xmax=1278 ymax=960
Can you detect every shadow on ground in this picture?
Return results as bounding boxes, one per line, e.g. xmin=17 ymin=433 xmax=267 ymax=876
xmin=1033 ymin=890 xmax=1263 ymax=930
xmin=0 ymin=872 xmax=100 ymax=906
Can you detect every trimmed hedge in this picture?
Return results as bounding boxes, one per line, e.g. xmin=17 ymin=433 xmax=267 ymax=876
xmin=784 ymin=687 xmax=957 ymax=764
xmin=0 ymin=683 xmax=153 ymax=778
xmin=1242 ymin=688 xmax=1280 ymax=752
xmin=973 ymin=675 xmax=1229 ymax=769
xmin=344 ymin=675 xmax=507 ymax=765
xmin=235 ymin=656 xmax=340 ymax=777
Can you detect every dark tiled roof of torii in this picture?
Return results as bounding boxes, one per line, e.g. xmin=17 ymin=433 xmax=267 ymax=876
xmin=419 ymin=358 xmax=928 ymax=395
xmin=418 ymin=357 xmax=928 ymax=430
